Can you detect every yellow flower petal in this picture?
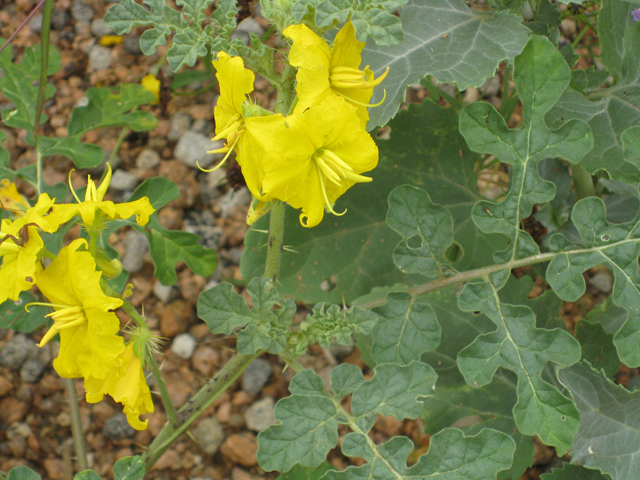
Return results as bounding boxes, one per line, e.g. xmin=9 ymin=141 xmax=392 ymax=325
xmin=0 ymin=179 xmax=30 ymax=217
xmin=84 ymin=343 xmax=154 ymax=430
xmin=141 ymin=74 xmax=160 ymax=105
xmin=36 ymin=239 xmax=125 ymax=379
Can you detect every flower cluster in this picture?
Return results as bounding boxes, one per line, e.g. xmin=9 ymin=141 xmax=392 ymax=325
xmin=0 ymin=167 xmax=156 ymax=430
xmin=211 ymin=22 xmax=388 ymax=227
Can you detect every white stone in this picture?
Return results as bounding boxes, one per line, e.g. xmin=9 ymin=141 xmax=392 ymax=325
xmin=172 ymin=333 xmax=197 ymax=360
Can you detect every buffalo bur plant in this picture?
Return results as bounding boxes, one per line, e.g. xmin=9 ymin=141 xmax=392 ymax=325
xmin=0 ymin=0 xmax=638 ymax=479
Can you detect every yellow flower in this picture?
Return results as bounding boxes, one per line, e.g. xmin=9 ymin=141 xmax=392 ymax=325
xmin=256 ymin=95 xmax=378 ymax=227
xmin=210 ymin=51 xmax=284 ymax=200
xmin=284 ymin=21 xmax=389 ymax=126
xmin=35 ymin=238 xmax=125 ymax=379
xmin=0 ymin=193 xmax=56 ymax=303
xmin=84 ymin=342 xmax=154 ymax=431
xmin=99 ymin=35 xmax=124 ymax=47
xmin=0 ymin=179 xmax=30 ymax=217
xmin=141 ymin=73 xmax=160 ymax=104
xmin=47 ymin=164 xmax=154 ymax=227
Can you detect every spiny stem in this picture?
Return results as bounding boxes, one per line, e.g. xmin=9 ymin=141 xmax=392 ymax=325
xmin=264 ymin=200 xmax=285 ymax=282
xmin=357 ymin=251 xmax=557 ymax=309
xmin=119 ymin=300 xmax=178 ymax=425
xmin=63 ymin=378 xmax=88 ymax=472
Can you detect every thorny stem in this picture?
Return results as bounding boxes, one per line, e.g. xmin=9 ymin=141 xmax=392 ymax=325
xmin=142 ymin=352 xmax=258 ymax=470
xmin=264 ymin=200 xmax=285 ymax=282
xmin=119 ymin=300 xmax=178 ymax=425
xmin=63 ymin=378 xmax=88 ymax=473
xmin=357 ymin=251 xmax=558 ymax=309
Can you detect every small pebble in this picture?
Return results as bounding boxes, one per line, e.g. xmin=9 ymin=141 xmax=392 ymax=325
xmin=482 ymin=74 xmax=502 ymax=97
xmin=590 ymin=271 xmax=613 ymax=294
xmin=123 ymin=35 xmax=142 ymax=55
xmin=153 ymin=281 xmax=175 ymax=304
xmin=241 ymin=358 xmax=272 ymax=396
xmin=90 ymin=18 xmax=114 ymax=37
xmin=88 ymin=45 xmax=113 ymax=71
xmin=72 ymin=0 xmax=94 ymax=23
xmin=174 ymin=131 xmax=224 ymax=169
xmin=122 ymin=230 xmax=149 ymax=273
xmin=244 ymin=397 xmax=276 ymax=432
xmin=171 ymin=333 xmax=197 ymax=360
xmin=20 ymin=354 xmax=46 ymax=383
xmin=103 ymin=413 xmax=136 ymax=439
xmin=136 ymin=148 xmax=161 ymax=169
xmin=192 ymin=417 xmax=225 ymax=455
xmin=191 ymin=119 xmax=212 ymax=134
xmin=109 ymin=169 xmax=140 ymax=191
xmin=218 ymin=188 xmax=251 ymax=219
xmin=0 ymin=334 xmax=38 ymax=370
xmin=168 ymin=112 xmax=193 ymax=142
xmin=236 ymin=17 xmax=265 ymax=36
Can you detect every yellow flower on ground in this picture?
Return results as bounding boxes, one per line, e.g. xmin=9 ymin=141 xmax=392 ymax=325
xmin=0 ymin=193 xmax=56 ymax=303
xmin=210 ymin=51 xmax=284 ymax=199
xmin=0 ymin=179 xmax=30 ymax=217
xmin=84 ymin=342 xmax=154 ymax=430
xmin=47 ymin=164 xmax=154 ymax=227
xmin=141 ymin=73 xmax=160 ymax=104
xmin=99 ymin=35 xmax=124 ymax=47
xmin=284 ymin=21 xmax=389 ymax=126
xmin=256 ymin=95 xmax=378 ymax=227
xmin=35 ymin=238 xmax=125 ymax=379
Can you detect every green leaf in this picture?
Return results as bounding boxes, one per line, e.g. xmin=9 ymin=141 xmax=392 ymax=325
xmin=575 ymin=320 xmax=620 ymax=377
xmin=74 ymin=471 xmax=101 ymax=480
xmin=0 ymin=292 xmax=48 ymax=333
xmin=275 ymin=462 xmax=336 ymax=480
xmin=257 ymin=370 xmax=340 ymax=472
xmin=363 ymin=0 xmax=530 ymax=129
xmin=198 ymin=283 xmax=252 ymax=334
xmin=546 ymin=0 xmax=640 ymax=183
xmin=540 ymin=463 xmax=610 ymax=480
xmin=141 ymin=216 xmax=218 ymax=285
xmin=113 ymin=456 xmax=145 ymax=480
xmin=324 ymin=429 xmax=515 ymax=480
xmin=460 ymin=35 xmax=593 ymax=263
xmin=126 ymin=177 xmax=180 ymax=210
xmin=330 ymin=363 xmax=364 ymax=400
xmin=369 ymin=292 xmax=441 ymax=365
xmin=242 ymin=100 xmax=504 ymax=304
xmin=0 ymin=42 xmax=61 ymax=141
xmin=39 ymin=84 xmax=157 ymax=169
xmin=546 ymin=196 xmax=640 ymax=367
xmin=386 ymin=185 xmax=454 ymax=278
xmin=0 ymin=131 xmax=9 ymax=168
xmin=8 ymin=466 xmax=41 ymax=480
xmin=351 ymin=361 xmax=436 ymax=426
xmin=524 ymin=0 xmax=561 ymax=35
xmin=421 ymin=279 xmax=551 ymax=480
xmin=104 ymin=0 xmax=215 ymax=71
xmin=457 ymin=277 xmax=581 ymax=454
xmin=211 ymin=0 xmax=238 ymax=38
xmin=558 ymin=362 xmax=640 ymax=480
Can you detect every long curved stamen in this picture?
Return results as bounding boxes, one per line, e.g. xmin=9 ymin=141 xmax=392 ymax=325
xmin=333 ymin=88 xmax=387 ymax=108
xmin=29 ymin=302 xmax=87 ymax=346
xmin=331 ymin=66 xmax=389 ymax=89
xmin=212 ymin=115 xmax=243 ymax=142
xmin=199 ymin=134 xmax=241 ymax=173
xmin=321 ymin=151 xmax=372 ymax=183
xmin=68 ymin=170 xmax=81 ymax=204
xmin=316 ymin=157 xmax=342 ymax=186
xmin=315 ymin=163 xmax=346 ymax=217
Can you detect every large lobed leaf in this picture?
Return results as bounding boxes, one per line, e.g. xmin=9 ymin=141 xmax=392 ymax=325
xmin=460 ymin=35 xmax=592 ymax=263
xmin=363 ymin=0 xmax=530 ymax=129
xmin=546 ymin=0 xmax=640 ymax=184
xmin=242 ymin=100 xmax=503 ymax=304
xmin=558 ymin=362 xmax=640 ymax=480
xmin=258 ymin=361 xmax=437 ymax=473
xmin=546 ymin=195 xmax=640 ymax=367
xmin=456 ymin=276 xmax=580 ymax=454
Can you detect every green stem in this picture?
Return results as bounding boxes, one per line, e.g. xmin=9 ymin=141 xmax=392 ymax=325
xmin=263 ymin=200 xmax=285 ymax=282
xmin=357 ymin=251 xmax=557 ymax=309
xmin=118 ymin=300 xmax=178 ymax=425
xmin=108 ymin=127 xmax=129 ymax=166
xmin=146 ymin=348 xmax=178 ymax=426
xmin=142 ymin=352 xmax=258 ymax=470
xmin=63 ymin=378 xmax=88 ymax=472
xmin=572 ymin=164 xmax=596 ymax=199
